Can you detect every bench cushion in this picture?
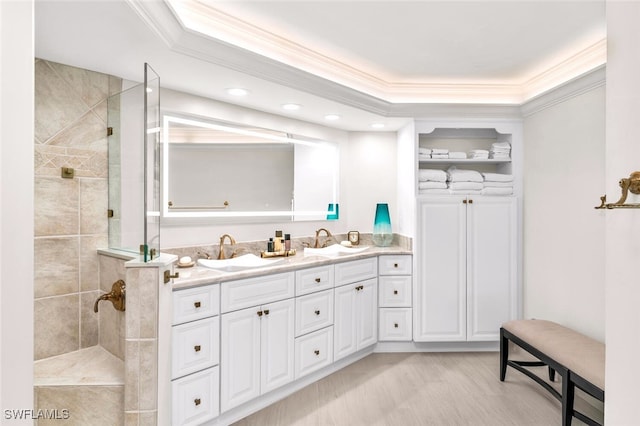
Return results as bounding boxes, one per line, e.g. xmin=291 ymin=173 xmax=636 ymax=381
xmin=503 ymin=319 xmax=605 ymax=390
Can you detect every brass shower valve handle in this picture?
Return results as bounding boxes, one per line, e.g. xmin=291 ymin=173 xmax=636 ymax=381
xmin=94 ymin=280 xmax=126 ymax=313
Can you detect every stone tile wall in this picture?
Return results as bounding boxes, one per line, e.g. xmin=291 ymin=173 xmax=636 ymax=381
xmin=34 ymin=59 xmax=122 ymax=360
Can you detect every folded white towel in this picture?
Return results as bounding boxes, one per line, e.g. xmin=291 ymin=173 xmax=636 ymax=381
xmin=418 ymin=189 xmax=450 ymax=195
xmin=431 ymin=153 xmax=449 ymax=159
xmin=482 ymin=172 xmax=514 ymax=182
xmin=449 ymin=181 xmax=484 ymax=191
xmin=418 ymin=153 xmax=431 ymax=160
xmin=489 ymin=153 xmax=510 ymax=159
xmin=418 ymin=181 xmax=448 ymax=190
xmin=450 ymin=189 xmax=482 ymax=194
xmin=492 ymin=142 xmax=511 ymax=149
xmin=418 ymin=169 xmax=447 ymax=182
xmin=447 ymin=166 xmax=483 ymax=183
xmin=482 ymin=187 xmax=513 ymax=195
xmin=469 ymin=149 xmax=489 ymax=155
xmin=431 ymin=148 xmax=449 ymax=155
xmin=448 ymin=151 xmax=467 ymax=159
xmin=483 ymin=181 xmax=513 ymax=188
xmin=418 ymin=147 xmax=432 ymax=154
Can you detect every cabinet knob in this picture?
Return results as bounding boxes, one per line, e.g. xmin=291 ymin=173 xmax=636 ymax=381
xmin=394 ymin=323 xmax=399 ymax=328
xmin=469 ymin=199 xmax=474 ymax=204
xmin=315 ymin=310 xmax=320 ymax=315
xmin=315 ymin=278 xmax=321 ymax=283
xmin=194 ymin=345 xmax=201 ymax=352
xmin=314 ymin=350 xmax=320 ymax=356
xmin=393 ymin=290 xmax=398 ymax=295
xmin=463 ymin=199 xmax=467 ymax=204
xmin=257 ymin=310 xmax=263 ymax=317
xmin=194 ymin=301 xmax=201 ymax=308
xmin=263 ymin=309 xmax=270 ymax=315
xmin=394 ymin=263 xmax=398 ymax=268
xmin=194 ymin=398 xmax=201 ymax=406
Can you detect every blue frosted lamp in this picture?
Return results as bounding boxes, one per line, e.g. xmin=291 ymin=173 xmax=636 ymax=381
xmin=327 ymin=203 xmax=339 ymax=220
xmin=373 ymin=203 xmax=392 ymax=246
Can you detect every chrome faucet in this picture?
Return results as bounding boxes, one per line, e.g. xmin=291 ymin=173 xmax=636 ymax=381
xmin=218 ymin=234 xmax=237 ymax=259
xmin=314 ymin=228 xmax=333 ymax=248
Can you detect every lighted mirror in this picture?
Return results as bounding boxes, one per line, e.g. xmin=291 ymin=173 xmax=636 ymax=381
xmin=162 ymin=115 xmax=339 ymax=221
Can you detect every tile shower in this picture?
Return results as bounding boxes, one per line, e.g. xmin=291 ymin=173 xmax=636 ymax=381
xmin=33 ymin=59 xmax=125 ymax=424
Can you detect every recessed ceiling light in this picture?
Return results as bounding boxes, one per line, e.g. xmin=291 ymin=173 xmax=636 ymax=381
xmin=282 ymin=103 xmax=301 ymax=111
xmin=371 ymin=123 xmax=385 ymax=129
xmin=324 ymin=114 xmax=340 ymax=121
xmin=226 ymin=88 xmax=249 ymax=96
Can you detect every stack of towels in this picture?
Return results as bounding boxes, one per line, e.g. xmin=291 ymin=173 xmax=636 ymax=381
xmin=417 ymin=167 xmax=514 ymax=195
xmin=431 ymin=148 xmax=449 ymax=159
xmin=447 ymin=166 xmax=483 ymax=194
xmin=468 ymin=149 xmax=489 ymax=160
xmin=481 ymin=172 xmax=514 ymax=195
xmin=418 ymin=147 xmax=467 ymax=160
xmin=417 ymin=169 xmax=448 ymax=194
xmin=490 ymin=142 xmax=511 ymax=159
xmin=418 ymin=147 xmax=432 ymax=160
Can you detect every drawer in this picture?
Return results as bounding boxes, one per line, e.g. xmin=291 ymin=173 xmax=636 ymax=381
xmin=295 ymin=265 xmax=334 ymax=296
xmin=378 ymin=276 xmax=412 ymax=307
xmin=378 ymin=255 xmax=412 ymax=276
xmin=334 ymin=258 xmax=377 ymax=287
xmin=378 ymin=308 xmax=412 ymax=341
xmin=172 ymin=366 xmax=219 ymax=426
xmin=173 ymin=285 xmax=219 ymax=325
xmin=172 ymin=316 xmax=219 ymax=379
xmin=221 ymin=272 xmax=294 ymax=313
xmin=295 ymin=326 xmax=333 ymax=379
xmin=295 ymin=289 xmax=334 ymax=337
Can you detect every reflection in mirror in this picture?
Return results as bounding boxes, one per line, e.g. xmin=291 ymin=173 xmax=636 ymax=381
xmin=162 ymin=115 xmax=339 ymax=221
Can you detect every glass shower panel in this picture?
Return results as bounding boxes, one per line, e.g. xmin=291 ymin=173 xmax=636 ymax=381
xmin=107 ymin=82 xmax=145 ymax=255
xmin=144 ymin=63 xmax=161 ymax=262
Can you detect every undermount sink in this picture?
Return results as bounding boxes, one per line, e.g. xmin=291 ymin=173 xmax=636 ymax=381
xmin=304 ymin=244 xmax=370 ymax=257
xmin=197 ymin=254 xmax=284 ymax=272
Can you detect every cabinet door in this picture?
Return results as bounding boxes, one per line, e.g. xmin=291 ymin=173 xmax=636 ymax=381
xmin=466 ymin=197 xmax=517 ymax=341
xmin=356 ymin=278 xmax=377 ymax=350
xmin=415 ymin=198 xmax=467 ymax=342
xmin=333 ymin=283 xmax=357 ymax=361
xmin=261 ymin=298 xmax=295 ymax=394
xmin=220 ymin=308 xmax=261 ymax=412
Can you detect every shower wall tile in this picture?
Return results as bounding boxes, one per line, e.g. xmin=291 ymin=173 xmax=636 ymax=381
xmin=99 ymin=255 xmax=126 ymax=292
xmin=80 ymin=291 xmax=100 ymax=349
xmin=138 ymin=340 xmax=158 ymax=411
xmin=80 ymin=234 xmax=107 ymax=291
xmin=34 ymin=177 xmax=79 ymax=236
xmin=47 ymin=110 xmax=106 ymax=151
xmin=80 ymin=178 xmax=109 ymax=234
xmin=34 ymin=237 xmax=79 ymax=298
xmin=138 ymin=411 xmax=157 ymax=426
xmin=47 ymin=61 xmax=109 ymax=109
xmin=34 ymin=294 xmax=79 ymax=360
xmin=100 ymin=301 xmax=125 ymax=360
xmin=124 ymin=340 xmax=140 ymax=412
xmin=34 ymin=60 xmax=90 ymax=143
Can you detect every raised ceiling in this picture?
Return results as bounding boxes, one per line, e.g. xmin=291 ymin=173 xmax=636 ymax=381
xmin=35 ymin=0 xmax=606 ymax=130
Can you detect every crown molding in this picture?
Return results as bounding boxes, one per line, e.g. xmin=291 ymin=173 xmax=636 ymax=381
xmin=128 ymin=0 xmax=607 ymax=114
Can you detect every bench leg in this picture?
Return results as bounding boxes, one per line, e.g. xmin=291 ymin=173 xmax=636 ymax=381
xmin=549 ymin=367 xmax=556 ymax=382
xmin=562 ymin=372 xmax=575 ymax=426
xmin=500 ymin=328 xmax=508 ymax=381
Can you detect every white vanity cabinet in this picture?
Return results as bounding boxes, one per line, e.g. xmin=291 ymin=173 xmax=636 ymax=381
xmin=415 ymin=196 xmax=518 ymax=342
xmin=334 ymin=258 xmax=378 ymax=361
xmin=220 ymin=272 xmax=295 ymax=413
xmin=171 ymin=285 xmax=220 ymax=426
xmin=378 ymin=255 xmax=413 ymax=341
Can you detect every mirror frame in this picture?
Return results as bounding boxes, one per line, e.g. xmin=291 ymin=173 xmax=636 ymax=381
xmin=161 ymin=114 xmax=339 ymax=220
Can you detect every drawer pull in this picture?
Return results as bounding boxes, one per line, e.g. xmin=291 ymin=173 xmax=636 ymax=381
xmin=315 ymin=278 xmax=321 ymax=283
xmin=194 ymin=398 xmax=201 ymax=406
xmin=394 ymin=323 xmax=399 ymax=328
xmin=394 ymin=263 xmax=399 ymax=268
xmin=194 ymin=345 xmax=201 ymax=352
xmin=194 ymin=301 xmax=201 ymax=308
xmin=393 ymin=290 xmax=398 ymax=295
xmin=355 ymin=285 xmax=364 ymax=291
xmin=257 ymin=310 xmax=263 ymax=317
xmin=315 ymin=310 xmax=320 ymax=315
xmin=314 ymin=349 xmax=320 ymax=356
xmin=264 ymin=309 xmax=270 ymax=315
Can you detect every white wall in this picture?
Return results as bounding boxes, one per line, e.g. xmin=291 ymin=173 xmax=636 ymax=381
xmin=1 ymin=0 xmax=35 ymax=422
xmin=522 ymin=81 xmax=606 ymax=341
xmin=605 ymin=3 xmax=640 ymax=423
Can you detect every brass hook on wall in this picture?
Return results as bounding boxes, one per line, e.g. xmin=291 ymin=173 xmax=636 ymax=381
xmin=595 ymin=171 xmax=640 ymax=209
xmin=94 ymin=280 xmax=126 ymax=313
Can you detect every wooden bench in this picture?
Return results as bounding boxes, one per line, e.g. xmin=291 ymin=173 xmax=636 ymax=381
xmin=500 ymin=319 xmax=604 ymax=426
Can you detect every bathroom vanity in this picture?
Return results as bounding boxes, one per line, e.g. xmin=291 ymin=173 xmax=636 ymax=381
xmin=165 ymin=248 xmax=411 ymax=426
